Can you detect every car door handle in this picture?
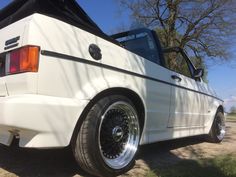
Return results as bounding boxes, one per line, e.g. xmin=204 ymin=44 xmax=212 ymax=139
xmin=171 ymin=75 xmax=182 ymax=82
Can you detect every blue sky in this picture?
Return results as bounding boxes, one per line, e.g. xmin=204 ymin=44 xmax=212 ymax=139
xmin=0 ymin=0 xmax=236 ymax=111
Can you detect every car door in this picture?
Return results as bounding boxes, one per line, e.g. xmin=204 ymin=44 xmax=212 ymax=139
xmin=163 ymin=49 xmax=203 ymax=127
xmin=196 ymin=79 xmax=214 ymax=126
xmin=112 ymin=29 xmax=173 ymax=142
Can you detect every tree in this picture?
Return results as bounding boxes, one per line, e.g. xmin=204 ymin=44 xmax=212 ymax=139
xmin=230 ymin=106 xmax=236 ymax=114
xmin=117 ymin=0 xmax=236 ymax=61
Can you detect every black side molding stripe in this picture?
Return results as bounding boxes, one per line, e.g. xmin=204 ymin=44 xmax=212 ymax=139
xmin=41 ymin=50 xmax=223 ymax=102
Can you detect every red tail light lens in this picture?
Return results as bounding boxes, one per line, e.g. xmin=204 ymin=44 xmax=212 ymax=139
xmin=9 ymin=50 xmax=20 ymax=73
xmin=6 ymin=46 xmax=39 ymax=75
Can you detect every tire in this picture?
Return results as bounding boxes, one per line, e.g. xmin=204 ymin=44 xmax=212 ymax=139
xmin=208 ymin=111 xmax=226 ymax=143
xmin=72 ymin=95 xmax=140 ymax=177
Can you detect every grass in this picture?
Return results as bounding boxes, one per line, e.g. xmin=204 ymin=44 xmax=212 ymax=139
xmin=146 ymin=154 xmax=236 ymax=177
xmin=227 ymin=114 xmax=236 ymax=120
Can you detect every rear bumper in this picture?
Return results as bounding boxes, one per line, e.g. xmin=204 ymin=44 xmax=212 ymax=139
xmin=0 ymin=94 xmax=89 ymax=148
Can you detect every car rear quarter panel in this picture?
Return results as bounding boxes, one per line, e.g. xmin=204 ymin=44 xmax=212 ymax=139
xmin=21 ymin=14 xmax=175 ymax=145
xmin=19 ymin=14 xmax=223 ymax=146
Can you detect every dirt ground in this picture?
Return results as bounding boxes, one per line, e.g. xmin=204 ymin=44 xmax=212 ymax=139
xmin=0 ymin=120 xmax=235 ymax=177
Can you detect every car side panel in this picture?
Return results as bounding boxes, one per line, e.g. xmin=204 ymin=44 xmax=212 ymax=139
xmin=11 ymin=13 xmax=222 ymax=147
xmin=22 ymin=14 xmax=173 ymax=145
xmin=168 ymin=73 xmax=211 ymax=128
xmin=196 ymin=80 xmax=222 ymax=132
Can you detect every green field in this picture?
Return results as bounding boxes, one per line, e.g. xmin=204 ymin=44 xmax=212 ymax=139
xmin=146 ymin=155 xmax=236 ymax=177
xmin=227 ymin=114 xmax=236 ymax=120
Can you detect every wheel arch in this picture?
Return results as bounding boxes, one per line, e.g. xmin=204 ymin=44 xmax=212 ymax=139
xmin=217 ymin=105 xmax=224 ymax=114
xmin=71 ymin=87 xmax=146 ymax=145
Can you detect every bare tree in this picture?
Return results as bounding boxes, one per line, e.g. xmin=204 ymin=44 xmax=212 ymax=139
xmin=117 ymin=0 xmax=236 ymax=61
xmin=230 ymin=106 xmax=236 ymax=114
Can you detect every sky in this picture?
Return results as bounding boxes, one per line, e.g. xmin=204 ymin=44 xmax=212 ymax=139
xmin=0 ymin=0 xmax=236 ymax=111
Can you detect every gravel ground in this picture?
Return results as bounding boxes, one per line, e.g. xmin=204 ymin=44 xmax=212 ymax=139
xmin=0 ymin=121 xmax=235 ymax=177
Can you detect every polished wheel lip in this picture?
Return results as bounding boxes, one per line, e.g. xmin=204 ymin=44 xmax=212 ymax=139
xmin=98 ymin=101 xmax=140 ymax=170
xmin=216 ymin=115 xmax=226 ymax=140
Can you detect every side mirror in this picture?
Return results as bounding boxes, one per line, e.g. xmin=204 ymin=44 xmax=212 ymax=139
xmin=194 ymin=68 xmax=204 ymax=79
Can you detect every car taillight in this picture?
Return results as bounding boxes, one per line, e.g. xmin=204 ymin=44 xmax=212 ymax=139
xmin=6 ymin=46 xmax=39 ymax=75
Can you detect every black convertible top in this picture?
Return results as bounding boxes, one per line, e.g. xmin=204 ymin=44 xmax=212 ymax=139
xmin=0 ymin=0 xmax=110 ymax=40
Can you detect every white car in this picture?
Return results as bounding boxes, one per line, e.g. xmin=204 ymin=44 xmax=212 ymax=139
xmin=0 ymin=0 xmax=225 ymax=176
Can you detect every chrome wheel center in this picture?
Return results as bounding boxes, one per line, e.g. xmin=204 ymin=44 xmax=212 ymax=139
xmin=112 ymin=126 xmax=124 ymax=142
